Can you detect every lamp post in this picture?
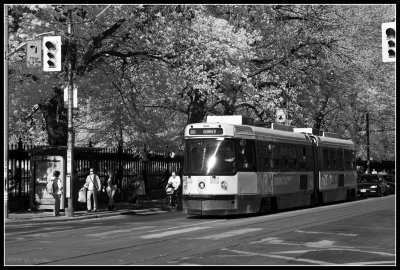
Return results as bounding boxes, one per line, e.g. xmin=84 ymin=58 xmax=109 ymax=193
xmin=66 ymin=8 xmax=74 ymax=217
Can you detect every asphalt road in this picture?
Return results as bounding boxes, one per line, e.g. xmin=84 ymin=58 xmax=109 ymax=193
xmin=5 ymin=195 xmax=395 ymax=266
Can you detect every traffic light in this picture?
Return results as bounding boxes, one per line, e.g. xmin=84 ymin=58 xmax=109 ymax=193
xmin=43 ymin=36 xmax=62 ymax=71
xmin=382 ymin=22 xmax=396 ymax=62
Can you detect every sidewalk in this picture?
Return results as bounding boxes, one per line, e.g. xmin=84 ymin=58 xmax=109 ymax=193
xmin=5 ymin=199 xmax=166 ymax=223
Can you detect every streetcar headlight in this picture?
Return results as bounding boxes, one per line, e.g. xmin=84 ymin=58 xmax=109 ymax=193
xmin=199 ymin=182 xmax=205 ymax=189
xmin=221 ymin=181 xmax=227 ymax=190
xmin=370 ymin=185 xmax=378 ymax=189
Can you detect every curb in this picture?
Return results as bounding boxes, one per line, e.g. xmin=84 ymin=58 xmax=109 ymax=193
xmin=5 ymin=200 xmax=166 ymax=223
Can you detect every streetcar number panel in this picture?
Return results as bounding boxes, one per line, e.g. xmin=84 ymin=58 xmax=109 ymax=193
xmin=189 ymin=128 xmax=223 ymax=135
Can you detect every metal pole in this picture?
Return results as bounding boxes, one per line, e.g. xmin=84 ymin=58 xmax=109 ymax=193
xmin=4 ymin=5 xmax=9 ymax=219
xmin=366 ymin=113 xmax=370 ymax=174
xmin=66 ymin=8 xmax=74 ymax=217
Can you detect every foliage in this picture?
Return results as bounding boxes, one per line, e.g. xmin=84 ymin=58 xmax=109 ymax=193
xmin=6 ymin=4 xmax=395 ymax=161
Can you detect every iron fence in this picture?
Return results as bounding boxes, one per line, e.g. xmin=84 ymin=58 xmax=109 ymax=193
xmin=8 ymin=138 xmax=183 ymax=207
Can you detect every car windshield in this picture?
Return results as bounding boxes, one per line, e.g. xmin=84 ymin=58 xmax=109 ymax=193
xmin=359 ymin=175 xmax=379 ymax=183
xmin=184 ymin=138 xmax=236 ymax=175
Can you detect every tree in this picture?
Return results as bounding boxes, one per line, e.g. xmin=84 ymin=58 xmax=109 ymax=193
xmin=7 ymin=4 xmax=395 ymax=162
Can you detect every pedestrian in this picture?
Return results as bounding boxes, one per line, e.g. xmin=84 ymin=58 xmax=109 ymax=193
xmin=132 ymin=172 xmax=146 ymax=207
xmin=102 ymin=170 xmax=117 ymax=211
xmin=166 ymin=171 xmax=181 ymax=208
xmin=72 ymin=169 xmax=85 ymax=210
xmin=51 ymin=170 xmax=63 ymax=216
xmin=84 ymin=168 xmax=102 ymax=212
xmin=372 ymin=169 xmax=378 ymax=174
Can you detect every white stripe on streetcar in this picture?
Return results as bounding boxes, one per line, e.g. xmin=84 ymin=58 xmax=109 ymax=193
xmin=140 ymin=226 xmax=211 ymax=239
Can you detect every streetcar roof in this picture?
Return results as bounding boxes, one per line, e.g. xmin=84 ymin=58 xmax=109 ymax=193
xmin=185 ymin=122 xmax=310 ymax=144
xmin=315 ymin=135 xmax=355 ymax=149
xmin=185 ymin=122 xmax=355 ymax=149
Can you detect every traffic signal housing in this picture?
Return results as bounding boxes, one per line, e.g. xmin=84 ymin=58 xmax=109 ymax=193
xmin=382 ymin=22 xmax=396 ymax=62
xmin=43 ymin=36 xmax=62 ymax=71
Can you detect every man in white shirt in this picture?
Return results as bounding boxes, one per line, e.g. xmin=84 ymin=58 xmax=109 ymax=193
xmin=84 ymin=168 xmax=102 ymax=212
xmin=166 ymin=171 xmax=181 ymax=208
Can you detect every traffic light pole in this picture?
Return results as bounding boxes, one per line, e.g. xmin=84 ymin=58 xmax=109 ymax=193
xmin=66 ymin=8 xmax=74 ymax=217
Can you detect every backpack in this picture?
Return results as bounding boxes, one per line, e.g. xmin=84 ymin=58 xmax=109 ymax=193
xmin=47 ymin=179 xmax=54 ymax=195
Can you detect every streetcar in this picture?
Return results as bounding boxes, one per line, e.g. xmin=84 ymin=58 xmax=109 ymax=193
xmin=182 ymin=115 xmax=357 ymax=215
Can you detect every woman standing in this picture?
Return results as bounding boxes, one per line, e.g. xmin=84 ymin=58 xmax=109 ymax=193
xmin=103 ymin=170 xmax=117 ymax=210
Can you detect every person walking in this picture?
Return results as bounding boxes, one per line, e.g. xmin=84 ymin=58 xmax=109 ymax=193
xmin=103 ymin=170 xmax=117 ymax=211
xmin=84 ymin=168 xmax=102 ymax=212
xmin=51 ymin=170 xmax=63 ymax=216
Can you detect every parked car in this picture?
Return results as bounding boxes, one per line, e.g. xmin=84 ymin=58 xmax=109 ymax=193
xmin=357 ymin=174 xmax=388 ymax=197
xmin=379 ymin=174 xmax=395 ymax=195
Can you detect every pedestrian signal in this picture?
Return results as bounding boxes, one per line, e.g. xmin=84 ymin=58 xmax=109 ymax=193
xmin=43 ymin=36 xmax=62 ymax=71
xmin=382 ymin=22 xmax=396 ymax=62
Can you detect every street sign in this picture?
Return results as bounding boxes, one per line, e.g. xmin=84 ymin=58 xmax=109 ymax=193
xmin=64 ymin=86 xmax=78 ymax=108
xmin=26 ymin=40 xmax=42 ymax=67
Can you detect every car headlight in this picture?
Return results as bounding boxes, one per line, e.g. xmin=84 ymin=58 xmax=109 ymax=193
xmin=370 ymin=185 xmax=378 ymax=188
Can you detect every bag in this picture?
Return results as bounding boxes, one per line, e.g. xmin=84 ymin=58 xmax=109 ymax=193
xmin=47 ymin=179 xmax=54 ymax=195
xmin=78 ymin=187 xmax=87 ymax=203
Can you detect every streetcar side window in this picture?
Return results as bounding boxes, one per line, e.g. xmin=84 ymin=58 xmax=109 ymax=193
xmin=281 ymin=144 xmax=288 ymax=168
xmin=269 ymin=143 xmax=280 ymax=170
xmin=344 ymin=149 xmax=355 ymax=170
xmin=330 ymin=149 xmax=336 ymax=169
xmin=323 ymin=149 xmax=330 ymax=169
xmin=298 ymin=147 xmax=307 ymax=170
xmin=288 ymin=146 xmax=297 ymax=170
xmin=337 ymin=149 xmax=344 ymax=171
xmin=256 ymin=141 xmax=268 ymax=171
xmin=237 ymin=140 xmax=255 ymax=171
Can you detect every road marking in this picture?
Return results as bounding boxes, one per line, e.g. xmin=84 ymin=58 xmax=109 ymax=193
xmin=221 ymin=248 xmax=335 ymax=265
xmin=250 ymin=237 xmax=287 ymax=245
xmin=295 ymin=230 xmax=358 ymax=237
xmin=305 ymin=240 xmax=335 ymax=248
xmin=140 ymin=226 xmax=210 ymax=239
xmin=87 ymin=226 xmax=155 ymax=237
xmin=342 ymin=261 xmax=395 ymax=265
xmin=6 ymin=226 xmax=74 ymax=236
xmin=26 ymin=226 xmax=105 ymax=238
xmin=191 ymin=228 xmax=263 ymax=240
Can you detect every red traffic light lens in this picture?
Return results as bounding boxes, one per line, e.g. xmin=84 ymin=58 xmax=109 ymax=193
xmin=386 ymin=28 xmax=395 ymax=39
xmin=45 ymin=41 xmax=57 ymax=50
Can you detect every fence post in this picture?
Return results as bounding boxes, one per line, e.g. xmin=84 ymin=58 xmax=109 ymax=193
xmin=17 ymin=137 xmax=23 ymax=196
xmin=142 ymin=144 xmax=148 ymax=195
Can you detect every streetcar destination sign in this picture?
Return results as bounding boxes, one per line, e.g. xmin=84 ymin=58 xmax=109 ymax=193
xmin=189 ymin=128 xmax=223 ymax=135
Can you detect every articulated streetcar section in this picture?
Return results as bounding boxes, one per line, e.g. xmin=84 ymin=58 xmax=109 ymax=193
xmin=182 ymin=115 xmax=357 ymax=216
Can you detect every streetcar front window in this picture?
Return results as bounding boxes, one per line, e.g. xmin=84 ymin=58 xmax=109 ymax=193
xmin=184 ymin=139 xmax=236 ymax=175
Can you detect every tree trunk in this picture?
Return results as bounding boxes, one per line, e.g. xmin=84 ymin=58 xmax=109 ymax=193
xmin=40 ymin=86 xmax=68 ymax=146
xmin=187 ymin=88 xmax=207 ymax=124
